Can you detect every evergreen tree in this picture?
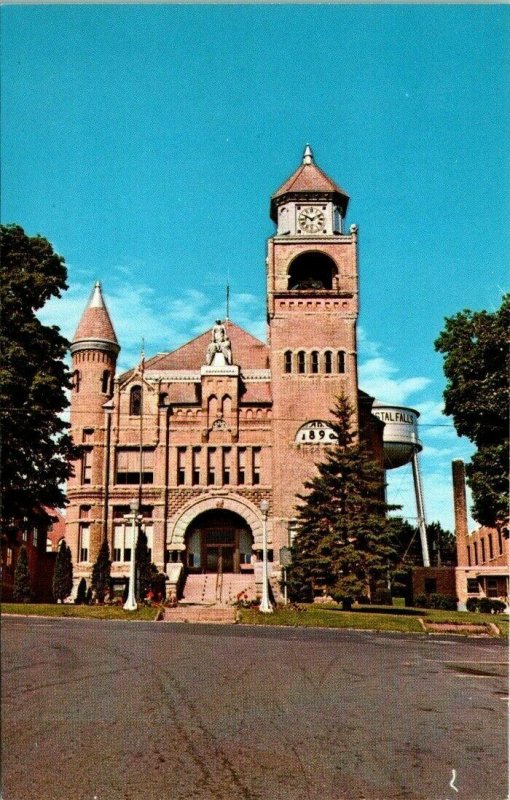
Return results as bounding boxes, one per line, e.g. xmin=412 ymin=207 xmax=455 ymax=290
xmin=288 ymin=395 xmax=401 ymax=606
xmin=0 ymin=224 xmax=81 ymax=523
xmin=53 ymin=540 xmax=74 ymax=602
xmin=13 ymin=545 xmax=31 ymax=602
xmin=75 ymin=577 xmax=88 ymax=605
xmin=91 ymin=539 xmax=111 ymax=603
xmin=393 ymin=519 xmax=456 ymax=568
xmin=135 ymin=528 xmax=152 ymax=601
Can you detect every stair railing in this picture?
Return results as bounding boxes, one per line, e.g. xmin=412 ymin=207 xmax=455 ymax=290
xmin=215 ymin=551 xmax=223 ymax=603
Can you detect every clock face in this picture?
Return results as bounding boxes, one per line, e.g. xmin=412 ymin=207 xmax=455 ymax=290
xmin=297 ymin=206 xmax=326 ymax=233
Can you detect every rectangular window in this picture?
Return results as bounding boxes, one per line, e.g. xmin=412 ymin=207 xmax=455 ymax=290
xmin=207 ymin=448 xmax=216 ymax=486
xmin=467 ymin=578 xmax=479 ymax=594
xmin=324 ymin=351 xmax=332 ymax=374
xmin=284 ymin=351 xmax=292 ymax=373
xmin=79 ymin=525 xmax=90 ymax=563
xmin=486 ymin=577 xmax=499 ymax=598
xmin=473 ymin=542 xmax=478 ymax=565
xmin=253 ymin=447 xmax=261 ymax=485
xmin=311 ymin=352 xmax=319 ymax=374
xmin=79 ymin=505 xmax=91 ymax=519
xmin=192 ymin=447 xmax=200 ymax=486
xmin=498 ymin=529 xmax=504 ymax=555
xmin=116 ymin=448 xmax=154 ymax=485
xmin=222 ymin=448 xmax=231 ymax=485
xmin=82 ymin=449 xmax=93 ymax=484
xmin=288 ymin=520 xmax=299 ymax=545
xmin=6 ymin=548 xmax=13 ymax=567
xmin=337 ymin=351 xmax=345 ymax=373
xmin=113 ymin=525 xmax=129 ymax=563
xmin=113 ymin=506 xmax=130 ymax=519
xmin=238 ymin=448 xmax=246 ymax=485
xmin=488 ymin=533 xmax=494 ymax=560
xmin=33 ymin=527 xmax=39 ymax=548
xmin=467 ymin=544 xmax=471 ymax=567
xmin=297 ymin=351 xmax=305 ymax=374
xmin=177 ymin=447 xmax=186 ymax=486
xmin=424 ymin=578 xmax=437 ymax=594
xmin=481 ymin=538 xmax=486 ymax=563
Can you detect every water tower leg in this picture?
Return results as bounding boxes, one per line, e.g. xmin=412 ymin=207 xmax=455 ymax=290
xmin=411 ymin=451 xmax=430 ymax=567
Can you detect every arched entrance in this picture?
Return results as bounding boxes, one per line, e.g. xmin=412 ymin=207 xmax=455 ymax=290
xmin=184 ymin=510 xmax=254 ymax=574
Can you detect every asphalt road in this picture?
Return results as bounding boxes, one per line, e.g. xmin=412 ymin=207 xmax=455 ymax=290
xmin=1 ymin=617 xmax=508 ymax=800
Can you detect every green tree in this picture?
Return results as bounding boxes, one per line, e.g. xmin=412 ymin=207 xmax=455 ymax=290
xmin=288 ymin=395 xmax=401 ymax=607
xmin=91 ymin=539 xmax=111 ymax=603
xmin=75 ymin=577 xmax=88 ymax=605
xmin=13 ymin=545 xmax=31 ymax=602
xmin=394 ymin=519 xmax=456 ymax=567
xmin=0 ymin=224 xmax=81 ymax=523
xmin=52 ymin=540 xmax=73 ymax=602
xmin=135 ymin=528 xmax=152 ymax=601
xmin=435 ymin=295 xmax=509 ymax=527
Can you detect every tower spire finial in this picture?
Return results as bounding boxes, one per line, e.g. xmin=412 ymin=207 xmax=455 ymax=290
xmin=303 ymin=144 xmax=313 ymax=165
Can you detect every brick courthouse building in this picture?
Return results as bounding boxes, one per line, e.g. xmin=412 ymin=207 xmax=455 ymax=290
xmin=66 ymin=146 xmax=384 ymax=595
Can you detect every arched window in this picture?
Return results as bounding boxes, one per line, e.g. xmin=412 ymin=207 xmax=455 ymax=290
xmin=129 ymin=386 xmax=141 ymax=416
xmin=284 ymin=350 xmax=292 ymax=373
xmin=297 ymin=351 xmax=306 ymax=374
xmin=311 ymin=351 xmax=319 ymax=374
xmin=288 ymin=252 xmax=337 ymax=290
xmin=73 ymin=370 xmax=81 ymax=393
xmin=101 ymin=370 xmax=110 ymax=394
xmin=337 ymin=351 xmax=345 ymax=374
xmin=324 ymin=351 xmax=332 ymax=374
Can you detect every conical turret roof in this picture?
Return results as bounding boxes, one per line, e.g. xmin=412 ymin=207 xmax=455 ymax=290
xmin=270 ymin=145 xmax=349 ymax=221
xmin=70 ymin=282 xmax=120 ymax=356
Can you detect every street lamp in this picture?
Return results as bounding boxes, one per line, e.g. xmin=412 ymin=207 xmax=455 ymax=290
xmin=259 ymin=499 xmax=273 ymax=613
xmin=123 ymin=499 xmax=142 ymax=611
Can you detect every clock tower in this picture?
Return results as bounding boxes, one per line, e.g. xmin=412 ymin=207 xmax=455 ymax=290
xmin=267 ymin=145 xmax=360 ymax=554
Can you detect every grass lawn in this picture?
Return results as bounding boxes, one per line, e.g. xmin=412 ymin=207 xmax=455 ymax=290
xmin=1 ymin=602 xmax=159 ymax=621
xmin=238 ymin=603 xmax=509 ymax=637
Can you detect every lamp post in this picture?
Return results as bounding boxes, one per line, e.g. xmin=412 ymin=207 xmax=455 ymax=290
xmin=259 ymin=500 xmax=273 ymax=613
xmin=123 ymin=499 xmax=142 ymax=611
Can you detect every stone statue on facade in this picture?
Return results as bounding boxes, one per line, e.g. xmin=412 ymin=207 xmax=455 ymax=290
xmin=205 ymin=320 xmax=232 ymax=366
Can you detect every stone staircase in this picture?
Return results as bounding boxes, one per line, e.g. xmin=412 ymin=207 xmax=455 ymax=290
xmin=162 ymin=572 xmax=257 ymax=624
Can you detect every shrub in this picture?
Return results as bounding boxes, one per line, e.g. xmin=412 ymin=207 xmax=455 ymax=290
xmin=75 ymin=578 xmax=88 ymax=605
xmin=490 ymin=599 xmax=507 ymax=614
xmin=478 ymin=597 xmax=493 ymax=614
xmin=13 ymin=545 xmax=32 ymax=602
xmin=466 ymin=597 xmax=479 ymax=612
xmin=429 ymin=593 xmax=458 ymax=611
xmin=413 ymin=594 xmax=429 ymax=609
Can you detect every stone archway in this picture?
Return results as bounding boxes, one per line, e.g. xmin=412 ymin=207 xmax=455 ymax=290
xmin=167 ymin=494 xmax=268 ymax=556
xmin=183 ymin=509 xmax=254 ymax=574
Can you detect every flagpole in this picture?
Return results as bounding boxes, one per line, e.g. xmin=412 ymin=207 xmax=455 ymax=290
xmin=138 ymin=338 xmax=145 ymax=509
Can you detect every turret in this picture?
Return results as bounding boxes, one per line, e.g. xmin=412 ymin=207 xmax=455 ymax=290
xmin=70 ymin=281 xmax=119 ymax=435
xmin=67 ymin=282 xmax=119 ymax=573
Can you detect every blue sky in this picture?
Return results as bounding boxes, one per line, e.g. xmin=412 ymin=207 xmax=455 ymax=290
xmin=2 ymin=4 xmax=509 ymax=532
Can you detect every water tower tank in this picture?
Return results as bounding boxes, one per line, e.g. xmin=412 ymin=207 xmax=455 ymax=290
xmin=371 ymin=403 xmax=422 ymax=470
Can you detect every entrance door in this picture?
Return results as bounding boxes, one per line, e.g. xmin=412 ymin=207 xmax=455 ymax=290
xmin=206 ymin=545 xmax=234 ymax=573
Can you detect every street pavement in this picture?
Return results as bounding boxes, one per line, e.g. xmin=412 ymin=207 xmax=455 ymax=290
xmin=1 ymin=616 xmax=508 ymax=800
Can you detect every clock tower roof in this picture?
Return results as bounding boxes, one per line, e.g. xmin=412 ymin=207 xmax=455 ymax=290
xmin=270 ymin=145 xmax=349 ymax=222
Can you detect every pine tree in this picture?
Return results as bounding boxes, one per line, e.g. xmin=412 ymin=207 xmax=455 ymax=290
xmin=13 ymin=545 xmax=31 ymax=602
xmin=75 ymin=577 xmax=88 ymax=605
xmin=135 ymin=528 xmax=152 ymax=601
xmin=53 ymin=540 xmax=74 ymax=602
xmin=91 ymin=538 xmax=111 ymax=603
xmin=288 ymin=395 xmax=401 ymax=607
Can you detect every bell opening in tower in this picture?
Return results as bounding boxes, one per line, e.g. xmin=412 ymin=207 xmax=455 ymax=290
xmin=288 ymin=252 xmax=337 ymax=291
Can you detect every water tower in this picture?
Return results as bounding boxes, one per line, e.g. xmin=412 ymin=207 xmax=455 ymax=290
xmin=372 ymin=403 xmax=430 ymax=567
